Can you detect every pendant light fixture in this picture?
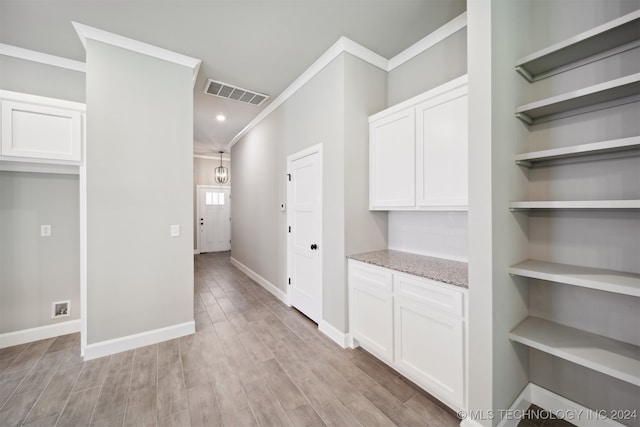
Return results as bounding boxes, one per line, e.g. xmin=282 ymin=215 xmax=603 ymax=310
xmin=215 ymin=151 xmax=228 ymax=184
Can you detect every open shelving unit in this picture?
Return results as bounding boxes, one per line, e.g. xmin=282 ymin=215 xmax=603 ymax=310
xmin=515 ymin=10 xmax=640 ymax=82
xmin=509 ymin=260 xmax=640 ymax=297
xmin=515 ymin=73 xmax=640 ymax=125
xmin=510 ymin=317 xmax=640 ymax=386
xmin=514 ymin=136 xmax=640 ymax=167
xmin=509 ymin=7 xmax=640 ymax=410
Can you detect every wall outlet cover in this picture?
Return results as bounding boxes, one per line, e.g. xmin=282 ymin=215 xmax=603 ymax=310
xmin=41 ymin=225 xmax=52 ymax=237
xmin=171 ymin=224 xmax=180 ymax=237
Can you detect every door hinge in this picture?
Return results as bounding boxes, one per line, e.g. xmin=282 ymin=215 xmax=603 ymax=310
xmin=287 ymin=173 xmax=291 ymax=182
xmin=288 ymin=226 xmax=291 ymax=233
xmin=288 ymin=278 xmax=291 ymax=285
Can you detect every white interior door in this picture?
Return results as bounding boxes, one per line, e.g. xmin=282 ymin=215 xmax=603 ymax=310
xmin=198 ymin=187 xmax=231 ymax=253
xmin=287 ymin=145 xmax=322 ymax=323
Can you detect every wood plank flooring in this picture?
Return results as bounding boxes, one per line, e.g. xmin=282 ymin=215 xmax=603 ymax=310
xmin=0 ymin=251 xmax=460 ymax=426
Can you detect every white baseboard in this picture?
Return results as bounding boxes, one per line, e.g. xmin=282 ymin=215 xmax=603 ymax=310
xmin=318 ymin=320 xmax=349 ymax=348
xmin=83 ymin=320 xmax=194 ymax=361
xmin=230 ymin=257 xmax=290 ymax=306
xmin=194 ymin=249 xmax=200 ymax=255
xmin=460 ymin=418 xmax=484 ymax=427
xmin=498 ymin=383 xmax=624 ymax=427
xmin=0 ymin=319 xmax=81 ymax=349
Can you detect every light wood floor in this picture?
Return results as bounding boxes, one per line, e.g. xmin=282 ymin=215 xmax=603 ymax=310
xmin=0 ymin=251 xmax=460 ymax=426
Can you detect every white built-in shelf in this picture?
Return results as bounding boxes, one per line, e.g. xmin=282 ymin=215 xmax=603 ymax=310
xmin=514 ymin=136 xmax=640 ymax=167
xmin=509 ymin=260 xmax=640 ymax=297
xmin=509 ymin=200 xmax=640 ymax=210
xmin=515 ymin=73 xmax=640 ymax=125
xmin=515 ymin=10 xmax=640 ymax=82
xmin=510 ymin=317 xmax=640 ymax=386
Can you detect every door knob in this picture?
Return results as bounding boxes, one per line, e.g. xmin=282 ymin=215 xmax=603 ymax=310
xmin=310 ymin=243 xmax=318 ymax=250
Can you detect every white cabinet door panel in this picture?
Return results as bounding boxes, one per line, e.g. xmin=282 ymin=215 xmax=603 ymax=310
xmin=349 ymin=261 xmax=394 ymax=363
xmin=1 ymin=101 xmax=82 ymax=162
xmin=369 ymin=109 xmax=415 ymax=209
xmin=394 ymin=295 xmax=465 ymax=407
xmin=416 ymin=90 xmax=468 ymax=209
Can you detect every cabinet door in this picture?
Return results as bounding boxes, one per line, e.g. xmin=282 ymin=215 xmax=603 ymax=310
xmin=349 ymin=261 xmax=394 ymax=363
xmin=369 ymin=108 xmax=415 ymax=209
xmin=416 ymin=89 xmax=468 ymax=209
xmin=1 ymin=100 xmax=82 ymax=162
xmin=394 ymin=295 xmax=464 ymax=408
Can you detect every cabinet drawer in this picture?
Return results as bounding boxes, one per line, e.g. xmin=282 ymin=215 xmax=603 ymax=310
xmin=349 ymin=260 xmax=392 ymax=292
xmin=394 ymin=273 xmax=464 ymax=317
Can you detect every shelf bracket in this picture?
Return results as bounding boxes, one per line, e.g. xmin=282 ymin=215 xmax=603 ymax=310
xmin=515 ymin=112 xmax=534 ymax=125
xmin=515 ymin=66 xmax=534 ymax=83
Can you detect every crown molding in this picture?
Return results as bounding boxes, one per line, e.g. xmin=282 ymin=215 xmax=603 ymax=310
xmin=226 ymin=12 xmax=467 ymax=150
xmin=194 ymin=154 xmax=231 ymax=161
xmin=226 ymin=36 xmax=388 ymax=149
xmin=72 ymin=22 xmax=201 ymax=87
xmin=387 ymin=11 xmax=467 ymax=71
xmin=0 ymin=43 xmax=86 ymax=72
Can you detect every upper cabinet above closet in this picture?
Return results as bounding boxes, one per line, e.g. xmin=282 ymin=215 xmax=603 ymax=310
xmin=369 ymin=75 xmax=468 ymax=211
xmin=0 ymin=90 xmax=85 ymax=168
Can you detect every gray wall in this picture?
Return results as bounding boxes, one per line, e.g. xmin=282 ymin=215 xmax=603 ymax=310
xmin=466 ymin=1 xmax=495 ymax=422
xmin=0 ymin=172 xmax=80 ymax=333
xmin=193 ymin=156 xmax=231 ymax=249
xmin=0 ymin=56 xmax=85 ymax=103
xmin=231 ymin=53 xmax=387 ymax=332
xmin=387 ymin=28 xmax=467 ymax=106
xmin=86 ymin=40 xmax=194 ymax=344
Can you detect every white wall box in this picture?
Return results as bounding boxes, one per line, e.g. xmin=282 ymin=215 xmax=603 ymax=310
xmin=348 ymin=259 xmax=467 ymax=411
xmin=0 ymin=90 xmax=85 ymax=165
xmin=369 ymin=75 xmax=468 ymax=211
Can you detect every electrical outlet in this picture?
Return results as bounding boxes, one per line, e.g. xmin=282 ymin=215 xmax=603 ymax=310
xmin=171 ymin=224 xmax=180 ymax=237
xmin=52 ymin=300 xmax=70 ymax=319
xmin=41 ymin=225 xmax=51 ymax=237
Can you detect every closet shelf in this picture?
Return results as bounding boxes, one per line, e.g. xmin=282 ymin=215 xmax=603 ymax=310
xmin=509 ymin=317 xmax=640 ymax=386
xmin=515 ymin=10 xmax=640 ymax=82
xmin=514 ymin=136 xmax=640 ymax=167
xmin=509 ymin=200 xmax=640 ymax=210
xmin=509 ymin=260 xmax=640 ymax=297
xmin=515 ymin=73 xmax=640 ymax=125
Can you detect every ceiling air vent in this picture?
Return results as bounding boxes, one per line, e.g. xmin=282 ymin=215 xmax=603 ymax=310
xmin=203 ymin=79 xmax=269 ymax=106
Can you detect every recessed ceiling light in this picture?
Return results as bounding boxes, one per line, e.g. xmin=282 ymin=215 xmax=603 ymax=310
xmin=216 ymin=114 xmax=226 ymax=122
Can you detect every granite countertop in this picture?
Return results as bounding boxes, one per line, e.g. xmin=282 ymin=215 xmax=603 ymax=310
xmin=348 ymin=249 xmax=468 ymax=289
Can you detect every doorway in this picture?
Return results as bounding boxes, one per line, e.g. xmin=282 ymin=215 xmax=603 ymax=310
xmin=287 ymin=144 xmax=322 ymax=324
xmin=197 ymin=186 xmax=231 ymax=253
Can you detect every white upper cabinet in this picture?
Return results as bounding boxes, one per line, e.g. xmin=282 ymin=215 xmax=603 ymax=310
xmin=0 ymin=91 xmax=85 ymax=164
xmin=369 ymin=76 xmax=468 ymax=211
xmin=369 ymin=108 xmax=415 ymax=209
xmin=416 ymin=86 xmax=468 ymax=209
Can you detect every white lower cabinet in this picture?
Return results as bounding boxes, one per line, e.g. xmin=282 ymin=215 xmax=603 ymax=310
xmin=349 ymin=261 xmax=394 ymax=364
xmin=349 ymin=260 xmax=467 ymax=411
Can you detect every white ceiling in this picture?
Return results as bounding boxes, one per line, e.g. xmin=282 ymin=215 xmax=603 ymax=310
xmin=0 ymin=0 xmax=466 ymax=155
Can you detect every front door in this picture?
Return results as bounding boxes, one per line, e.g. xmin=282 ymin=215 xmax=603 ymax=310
xmin=198 ymin=187 xmax=231 ymax=253
xmin=287 ymin=145 xmax=322 ymax=323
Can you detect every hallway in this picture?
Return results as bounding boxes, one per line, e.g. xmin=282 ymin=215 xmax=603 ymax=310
xmin=0 ymin=252 xmax=459 ymax=426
